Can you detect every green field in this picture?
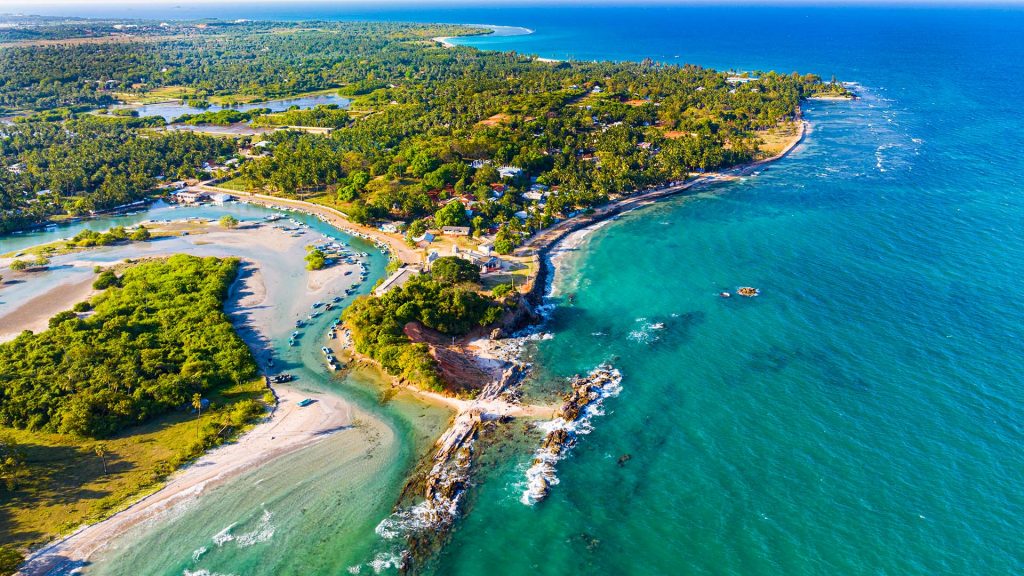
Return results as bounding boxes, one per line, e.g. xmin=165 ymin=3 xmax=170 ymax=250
xmin=0 ymin=378 xmax=267 ymax=553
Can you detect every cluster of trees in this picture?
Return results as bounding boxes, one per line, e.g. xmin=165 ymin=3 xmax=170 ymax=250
xmin=0 ymin=20 xmax=480 ymax=112
xmin=173 ymin=108 xmax=270 ymax=126
xmin=0 ymin=255 xmax=259 ymax=438
xmin=0 ymin=115 xmax=236 ymax=232
xmin=67 ymin=225 xmax=149 ymax=247
xmin=251 ymin=104 xmax=351 ymax=129
xmin=1 ymin=18 xmax=845 ymax=246
xmin=342 ymin=257 xmax=502 ymax=391
xmin=305 ymin=247 xmax=326 ymax=270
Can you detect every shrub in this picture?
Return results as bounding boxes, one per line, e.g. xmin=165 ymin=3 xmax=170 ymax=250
xmin=92 ymin=270 xmax=119 ymax=290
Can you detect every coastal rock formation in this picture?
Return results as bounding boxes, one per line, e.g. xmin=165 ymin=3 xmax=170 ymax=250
xmin=380 ymin=363 xmax=529 ymax=572
xmin=522 ymin=364 xmax=623 ymax=505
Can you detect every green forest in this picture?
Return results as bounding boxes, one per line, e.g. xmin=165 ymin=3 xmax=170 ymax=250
xmin=0 ymin=255 xmax=260 ymax=438
xmin=343 ymin=257 xmax=503 ymax=391
xmin=0 ymin=18 xmax=848 ymax=243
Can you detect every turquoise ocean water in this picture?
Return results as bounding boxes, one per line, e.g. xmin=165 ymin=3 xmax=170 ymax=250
xmin=9 ymin=4 xmax=1024 ymax=575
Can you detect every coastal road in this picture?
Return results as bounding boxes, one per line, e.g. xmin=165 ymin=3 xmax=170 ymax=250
xmin=197 ymin=184 xmax=424 ymax=266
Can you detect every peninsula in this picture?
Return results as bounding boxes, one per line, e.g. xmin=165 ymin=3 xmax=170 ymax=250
xmin=0 ymin=14 xmax=850 ymax=575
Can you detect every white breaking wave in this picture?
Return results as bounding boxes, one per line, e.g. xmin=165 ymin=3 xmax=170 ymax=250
xmin=191 ymin=546 xmax=208 ymax=562
xmin=369 ymin=552 xmax=406 ymax=574
xmin=521 ymin=367 xmax=623 ymax=506
xmin=627 ymin=318 xmax=664 ymax=344
xmin=211 ymin=508 xmax=275 ymax=549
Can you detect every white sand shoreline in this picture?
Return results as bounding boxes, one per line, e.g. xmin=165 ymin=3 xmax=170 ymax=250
xmin=17 ymin=221 xmax=361 ymax=575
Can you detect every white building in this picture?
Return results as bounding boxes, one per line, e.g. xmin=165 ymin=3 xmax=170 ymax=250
xmin=498 ymin=166 xmax=523 ymax=179
xmin=441 ymin=226 xmax=471 ymax=236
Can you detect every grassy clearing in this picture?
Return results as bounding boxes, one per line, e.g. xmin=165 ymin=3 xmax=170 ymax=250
xmin=215 ymin=177 xmax=255 ymax=193
xmin=0 ymin=378 xmax=268 ymax=554
xmin=479 ymin=260 xmax=535 ymax=292
xmin=112 ymin=85 xmax=196 ymax=105
xmin=756 ymin=120 xmax=801 ymax=157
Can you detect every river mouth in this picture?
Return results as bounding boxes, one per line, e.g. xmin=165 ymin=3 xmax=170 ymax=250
xmin=3 ymin=199 xmax=455 ymax=575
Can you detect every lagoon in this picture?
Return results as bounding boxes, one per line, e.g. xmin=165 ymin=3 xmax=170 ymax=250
xmin=111 ymin=92 xmax=351 ymax=122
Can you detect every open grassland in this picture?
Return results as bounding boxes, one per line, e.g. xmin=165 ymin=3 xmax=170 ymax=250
xmin=0 ymin=378 xmax=268 ymax=553
xmin=756 ymin=120 xmax=802 ymax=157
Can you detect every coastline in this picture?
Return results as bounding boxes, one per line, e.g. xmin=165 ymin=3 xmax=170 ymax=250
xmin=19 ymin=109 xmax=807 ymax=572
xmin=20 ymin=386 xmax=352 ymax=575
xmin=15 ymin=222 xmax=363 ymax=574
xmin=433 ymin=24 xmax=535 ymax=50
xmin=519 ymin=118 xmax=808 ymax=303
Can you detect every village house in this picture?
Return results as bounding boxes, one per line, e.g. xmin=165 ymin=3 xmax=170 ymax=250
xmin=426 ymin=250 xmax=441 ymax=268
xmin=174 ymin=189 xmax=207 ymax=204
xmin=441 ymin=226 xmax=471 ymax=237
xmin=413 ymin=231 xmax=436 ymax=247
xmin=378 ymin=220 xmax=403 ymax=234
xmin=498 ymin=166 xmax=523 ymax=179
xmin=374 ymin=267 xmax=419 ymax=296
xmin=451 ymin=245 xmax=506 ymax=273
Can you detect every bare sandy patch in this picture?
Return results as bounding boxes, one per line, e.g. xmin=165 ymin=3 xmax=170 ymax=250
xmin=0 ymin=275 xmax=97 ymax=343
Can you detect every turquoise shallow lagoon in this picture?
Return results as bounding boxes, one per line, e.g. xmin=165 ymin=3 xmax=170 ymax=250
xmin=7 ymin=4 xmax=1024 ymax=575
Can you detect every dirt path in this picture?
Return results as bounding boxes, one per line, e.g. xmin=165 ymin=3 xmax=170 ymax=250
xmin=197 ymin=186 xmax=423 ymax=266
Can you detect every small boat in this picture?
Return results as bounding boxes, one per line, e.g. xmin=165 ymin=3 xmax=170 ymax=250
xmin=651 ymin=322 xmax=666 ymax=330
xmin=291 ymin=331 xmax=301 ymax=337
xmin=321 ymin=346 xmax=331 ymax=355
xmin=737 ymin=287 xmax=760 ymax=297
xmin=295 ymin=319 xmax=305 ymax=327
xmin=719 ymin=292 xmax=731 ymax=298
xmin=312 ymin=301 xmax=323 ymax=309
xmin=297 ymin=398 xmax=316 ymax=407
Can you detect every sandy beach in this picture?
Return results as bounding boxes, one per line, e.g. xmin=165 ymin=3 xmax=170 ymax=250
xmin=20 ymin=386 xmax=352 ymax=575
xmin=13 ymin=219 xmax=365 ymax=575
xmin=199 ymin=187 xmax=423 ymax=266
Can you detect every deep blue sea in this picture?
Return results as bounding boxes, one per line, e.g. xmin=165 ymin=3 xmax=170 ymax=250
xmin=13 ymin=3 xmax=1024 ymax=575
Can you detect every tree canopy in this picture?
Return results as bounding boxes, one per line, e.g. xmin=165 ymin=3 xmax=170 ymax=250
xmin=0 ymin=255 xmax=258 ymax=438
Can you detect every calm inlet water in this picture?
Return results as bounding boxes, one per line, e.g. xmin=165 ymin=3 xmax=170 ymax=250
xmin=112 ymin=93 xmax=351 ymax=122
xmin=9 ymin=4 xmax=1024 ymax=575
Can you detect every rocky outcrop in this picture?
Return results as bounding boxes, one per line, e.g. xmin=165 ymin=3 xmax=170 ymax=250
xmin=522 ymin=364 xmax=622 ymax=505
xmin=386 ymin=359 xmax=529 ymax=573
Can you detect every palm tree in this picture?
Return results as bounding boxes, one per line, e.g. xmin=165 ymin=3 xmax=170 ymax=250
xmin=192 ymin=393 xmax=203 ymax=441
xmin=94 ymin=443 xmax=107 ymax=475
